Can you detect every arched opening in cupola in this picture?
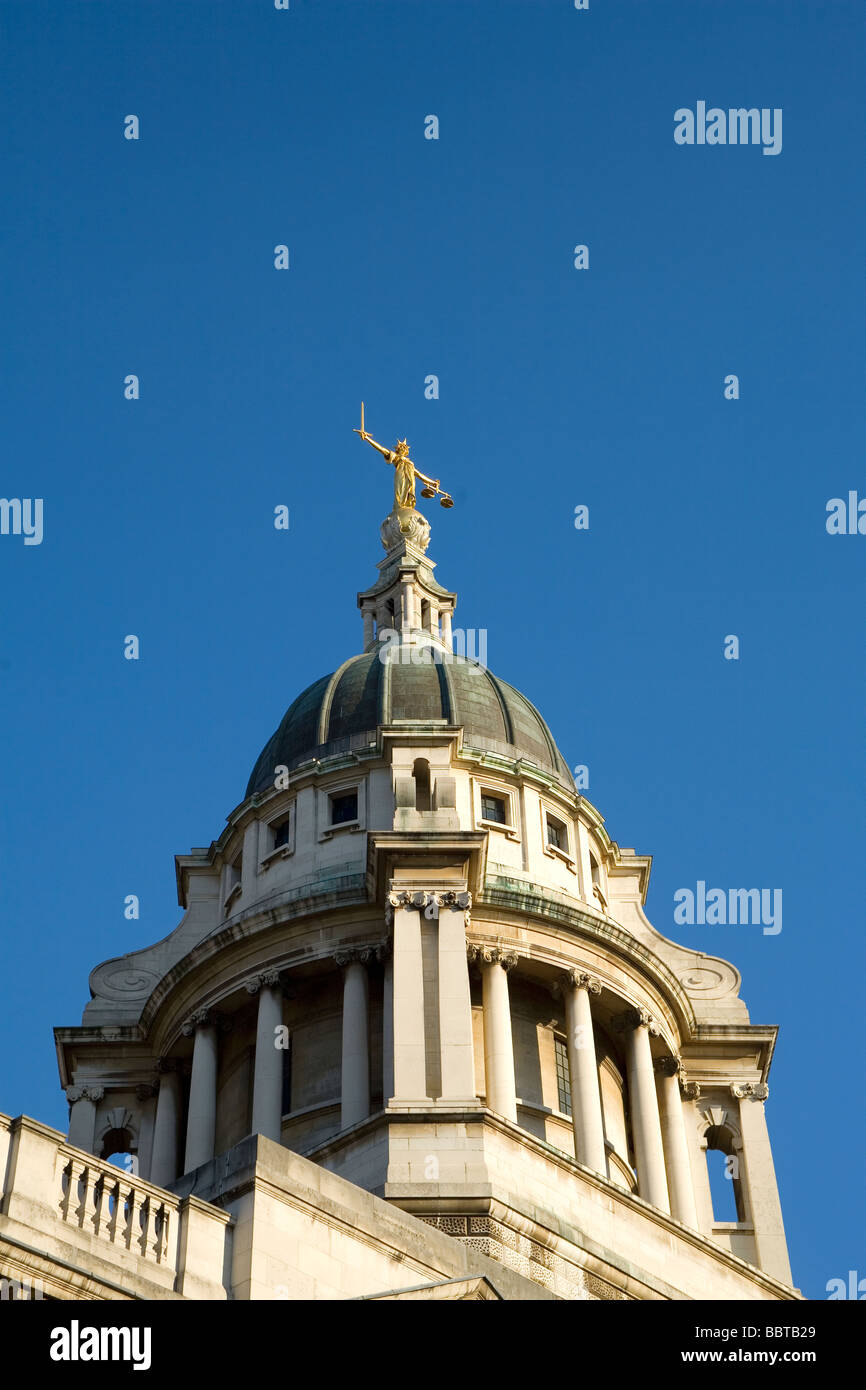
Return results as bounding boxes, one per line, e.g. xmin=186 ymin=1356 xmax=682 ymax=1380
xmin=413 ymin=758 xmax=431 ymax=812
xmin=101 ymin=1128 xmax=138 ymax=1175
xmin=705 ymin=1124 xmax=746 ymax=1224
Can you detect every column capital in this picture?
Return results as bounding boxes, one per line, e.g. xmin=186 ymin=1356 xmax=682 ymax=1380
xmin=467 ymin=943 xmax=518 ymax=970
xmin=612 ymin=1006 xmax=660 ymax=1036
xmin=181 ymin=1008 xmax=230 ymax=1036
xmin=386 ymin=888 xmax=472 ymax=924
xmin=66 ymin=1084 xmax=104 ymax=1104
xmin=730 ymin=1081 xmax=769 ymax=1101
xmin=566 ymin=968 xmax=602 ymax=995
xmin=653 ymin=1053 xmax=682 ymax=1078
xmin=550 ymin=969 xmax=601 ymax=999
xmin=681 ymin=1081 xmax=702 ymax=1100
xmin=156 ymin=1056 xmax=180 ymax=1075
xmin=333 ymin=945 xmax=376 ymax=967
xmin=244 ymin=970 xmax=282 ymax=995
xmin=136 ymin=1082 xmax=159 ymax=1101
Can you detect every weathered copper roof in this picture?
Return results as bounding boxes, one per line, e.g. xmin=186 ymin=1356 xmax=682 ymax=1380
xmin=246 ymin=649 xmax=573 ymax=796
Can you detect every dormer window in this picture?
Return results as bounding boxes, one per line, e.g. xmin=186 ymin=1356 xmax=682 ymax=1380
xmin=330 ymin=791 xmax=358 ymax=826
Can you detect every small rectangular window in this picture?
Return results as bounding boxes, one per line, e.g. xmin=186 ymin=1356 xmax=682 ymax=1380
xmin=481 ymin=792 xmax=508 ymax=825
xmin=554 ymin=1036 xmax=572 ymax=1117
xmin=546 ymin=814 xmax=567 ymax=852
xmin=330 ymin=790 xmax=358 ymax=825
xmin=272 ymin=815 xmax=291 ymax=849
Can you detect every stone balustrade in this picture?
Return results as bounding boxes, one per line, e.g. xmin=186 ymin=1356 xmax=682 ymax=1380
xmin=58 ymin=1150 xmax=175 ymax=1265
xmin=0 ymin=1114 xmax=230 ymax=1300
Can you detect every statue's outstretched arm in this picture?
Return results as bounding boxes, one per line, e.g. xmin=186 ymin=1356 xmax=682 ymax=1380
xmin=360 ymin=433 xmax=393 ymax=462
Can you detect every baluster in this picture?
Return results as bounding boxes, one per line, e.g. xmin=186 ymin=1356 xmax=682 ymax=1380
xmin=152 ymin=1205 xmax=167 ymax=1264
xmin=141 ymin=1196 xmax=159 ymax=1261
xmin=126 ymin=1186 xmax=145 ymax=1252
xmin=59 ymin=1157 xmax=82 ymax=1222
xmin=93 ymin=1172 xmax=112 ymax=1241
xmin=111 ymin=1179 xmax=132 ymax=1245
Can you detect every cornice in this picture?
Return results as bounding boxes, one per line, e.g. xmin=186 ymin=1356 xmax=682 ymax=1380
xmin=475 ymin=884 xmax=698 ymax=1039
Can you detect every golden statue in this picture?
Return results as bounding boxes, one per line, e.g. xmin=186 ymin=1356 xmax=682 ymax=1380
xmin=354 ymin=403 xmax=454 ymax=512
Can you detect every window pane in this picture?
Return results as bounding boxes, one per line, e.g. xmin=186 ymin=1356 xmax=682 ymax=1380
xmin=273 ymin=817 xmax=290 ymax=848
xmin=555 ymin=1037 xmax=572 ymax=1116
xmin=481 ymin=794 xmax=507 ymax=824
xmin=546 ymin=817 xmax=564 ymax=850
xmin=331 ymin=792 xmax=358 ymax=825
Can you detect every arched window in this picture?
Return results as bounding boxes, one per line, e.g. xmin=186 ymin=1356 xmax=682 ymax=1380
xmin=413 ymin=758 xmax=431 ymax=812
xmin=705 ymin=1124 xmax=745 ymax=1223
xmin=101 ymin=1127 xmax=138 ymax=1175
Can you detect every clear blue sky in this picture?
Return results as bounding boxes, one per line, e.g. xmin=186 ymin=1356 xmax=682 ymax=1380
xmin=2 ymin=0 xmax=863 ymax=1300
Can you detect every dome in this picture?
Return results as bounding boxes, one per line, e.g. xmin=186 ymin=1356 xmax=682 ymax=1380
xmin=246 ymin=649 xmax=574 ymax=797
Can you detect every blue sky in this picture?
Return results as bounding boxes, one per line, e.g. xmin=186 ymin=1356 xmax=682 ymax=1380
xmin=2 ymin=0 xmax=864 ymax=1299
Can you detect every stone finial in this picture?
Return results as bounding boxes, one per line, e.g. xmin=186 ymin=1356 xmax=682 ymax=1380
xmin=380 ymin=508 xmax=431 ymax=555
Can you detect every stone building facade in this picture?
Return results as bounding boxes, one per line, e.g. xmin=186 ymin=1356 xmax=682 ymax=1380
xmin=0 ymin=503 xmax=798 ymax=1301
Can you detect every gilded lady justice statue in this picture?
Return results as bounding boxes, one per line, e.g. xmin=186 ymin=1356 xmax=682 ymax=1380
xmin=354 ymin=404 xmax=454 ymax=531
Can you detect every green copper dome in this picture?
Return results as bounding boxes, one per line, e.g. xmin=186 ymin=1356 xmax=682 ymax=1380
xmin=246 ymin=650 xmax=573 ymax=797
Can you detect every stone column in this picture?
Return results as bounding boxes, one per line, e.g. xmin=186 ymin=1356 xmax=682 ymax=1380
xmin=436 ymin=892 xmax=478 ymax=1104
xmin=149 ymin=1062 xmax=181 ymax=1187
xmin=66 ymin=1085 xmax=103 ymax=1153
xmin=615 ymin=1008 xmax=670 ymax=1213
xmin=732 ymin=1083 xmax=793 ymax=1285
xmin=362 ymin=607 xmax=374 ymax=646
xmin=654 ymin=1056 xmax=699 ymax=1228
xmin=246 ymin=972 xmax=284 ymax=1143
xmin=561 ymin=972 xmax=607 ymax=1176
xmin=400 ymin=577 xmax=415 ymax=634
xmin=387 ymin=892 xmax=430 ymax=1105
xmin=334 ymin=949 xmax=371 ymax=1129
xmin=479 ymin=947 xmax=517 ymax=1121
xmin=182 ymin=1010 xmax=219 ymax=1174
xmin=440 ymin=607 xmax=453 ymax=649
